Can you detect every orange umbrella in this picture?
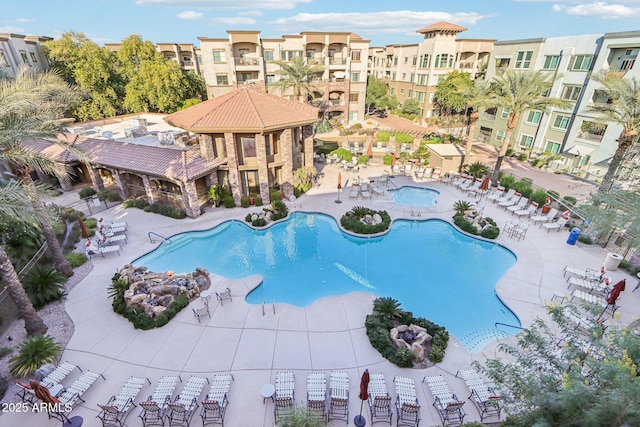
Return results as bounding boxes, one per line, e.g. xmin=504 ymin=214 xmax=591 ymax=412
xmin=391 ymin=152 xmax=397 ymax=167
xmin=479 ymin=175 xmax=490 ymax=191
xmin=78 ymin=215 xmax=90 ymax=239
xmin=337 ymin=172 xmax=342 ymax=190
xmin=367 ymin=143 xmax=373 ymax=158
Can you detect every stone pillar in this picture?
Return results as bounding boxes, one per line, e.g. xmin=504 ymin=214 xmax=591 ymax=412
xmin=224 ymin=132 xmax=242 ymax=204
xmin=389 ymin=135 xmax=397 ymax=154
xmin=56 ymin=173 xmax=73 ymax=191
xmin=141 ymin=175 xmax=156 ymax=205
xmin=412 ymin=137 xmax=421 ymax=154
xmin=205 ymin=172 xmax=218 ymax=187
xmin=113 ymin=171 xmax=129 ymax=200
xmin=303 ymin=135 xmax=314 ymax=168
xmin=280 ymin=128 xmax=294 ymax=198
xmin=199 ymin=134 xmax=215 ymax=161
xmin=341 ymin=135 xmax=350 ymax=149
xmin=255 ymin=133 xmax=270 ymax=203
xmin=181 ymin=180 xmax=201 ymax=218
xmin=86 ymin=167 xmax=104 ymax=192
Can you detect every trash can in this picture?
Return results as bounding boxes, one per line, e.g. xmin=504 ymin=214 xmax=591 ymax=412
xmin=603 ymin=252 xmax=624 ymax=271
xmin=566 ymin=227 xmax=581 ymax=245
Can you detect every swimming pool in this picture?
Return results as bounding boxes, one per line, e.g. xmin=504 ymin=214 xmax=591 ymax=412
xmin=134 ymin=212 xmax=519 ymax=351
xmin=391 ymin=186 xmax=439 ymax=206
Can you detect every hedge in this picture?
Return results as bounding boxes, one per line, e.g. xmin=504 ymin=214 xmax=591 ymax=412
xmin=112 ymin=295 xmax=190 ymax=330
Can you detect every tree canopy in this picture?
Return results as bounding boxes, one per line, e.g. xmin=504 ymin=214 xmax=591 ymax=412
xmin=580 ymin=189 xmax=640 ymax=246
xmin=268 ymin=56 xmax=324 ymax=103
xmin=433 ymin=70 xmax=473 ymax=115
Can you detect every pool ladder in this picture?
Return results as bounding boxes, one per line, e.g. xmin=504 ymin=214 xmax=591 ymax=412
xmin=148 ymin=231 xmax=172 ymax=244
xmin=262 ymin=300 xmax=276 ymax=316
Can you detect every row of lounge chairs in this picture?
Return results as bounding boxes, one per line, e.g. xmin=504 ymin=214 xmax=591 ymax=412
xmin=85 ymin=218 xmax=130 ymax=259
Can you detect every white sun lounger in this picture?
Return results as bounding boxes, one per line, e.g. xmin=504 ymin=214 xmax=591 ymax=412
xmin=99 ymin=218 xmax=128 ymax=230
xmin=456 ymin=369 xmax=501 ymax=422
xmin=328 ymin=371 xmax=349 ymax=423
xmin=41 ymin=361 xmax=81 ymax=389
xmin=568 ymin=277 xmax=609 ymax=296
xmin=542 ymin=216 xmax=569 ymax=232
xmin=97 ymin=376 xmax=150 ymax=427
xmin=96 ymin=230 xmax=128 ymax=245
xmin=307 ymin=372 xmax=327 ymax=421
xmin=86 ymin=241 xmax=121 ymax=259
xmin=200 ymin=374 xmax=234 ymax=427
xmin=368 ymin=373 xmax=392 ymax=425
xmin=394 ymin=376 xmax=420 ymax=427
xmin=423 ymin=374 xmax=466 ymax=425
xmin=274 ymin=371 xmax=295 ymax=423
xmin=139 ymin=375 xmax=182 ymax=427
xmin=167 ymin=376 xmax=209 ymax=427
xmin=570 ymin=289 xmax=609 ymax=309
xmin=52 ymin=371 xmax=106 ymax=421
xmin=563 ymin=265 xmax=602 ymax=281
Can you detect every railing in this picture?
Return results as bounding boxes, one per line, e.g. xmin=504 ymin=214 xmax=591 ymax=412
xmin=148 ymin=232 xmax=172 ymax=244
xmin=17 ymin=241 xmax=49 ymax=279
xmin=234 ymin=57 xmax=260 ymax=66
xmin=329 ymin=57 xmax=347 ymax=65
xmin=495 ymin=322 xmax=526 ymax=335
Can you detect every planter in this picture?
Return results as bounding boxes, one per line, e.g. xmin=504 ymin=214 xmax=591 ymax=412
xmin=541 ymin=205 xmax=551 ymax=214
xmin=249 ymin=197 xmax=255 ymax=206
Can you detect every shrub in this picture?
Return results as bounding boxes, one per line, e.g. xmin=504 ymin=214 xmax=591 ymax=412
xmin=465 ymin=162 xmax=489 ymax=178
xmin=84 ymin=218 xmax=98 ymax=229
xmin=577 ymin=234 xmax=593 ymax=244
xmin=254 ymin=196 xmax=262 ymax=206
xmin=518 ymin=152 xmax=529 ymax=161
xmin=481 ymin=226 xmax=500 ymax=239
xmin=513 ymin=181 xmax=532 ymax=198
xmin=78 ymin=187 xmax=97 ymax=199
xmin=340 ymin=208 xmax=391 ymax=235
xmin=252 ymin=218 xmax=267 ymax=227
xmin=499 ymin=175 xmax=517 ymax=191
xmin=270 ymin=200 xmax=289 ymax=221
xmin=123 ymin=198 xmax=149 ymax=209
xmin=100 ymin=190 xmax=121 ymax=202
xmin=65 ymin=252 xmax=88 ymax=268
xmin=245 ymin=213 xmax=252 ymax=222
xmin=9 ymin=335 xmax=62 ymax=377
xmin=293 ymin=166 xmax=317 ymax=194
xmin=357 ymin=155 xmax=369 ymax=164
xmin=529 ymin=189 xmax=548 ymax=206
xmin=240 ymin=195 xmax=250 ymax=208
xmin=0 ymin=347 xmax=12 ymax=359
xmin=277 ymin=405 xmax=327 ymax=427
xmin=505 ymin=148 xmax=516 ymax=157
xmin=112 ymin=293 xmax=190 ymax=330
xmin=315 ymin=120 xmax=332 ymax=134
xmin=453 ymin=213 xmax=479 ymax=235
xmin=453 ymin=200 xmax=472 ymax=215
xmin=269 ymin=189 xmax=282 ymax=203
xmin=223 ymin=196 xmax=236 ymax=208
xmin=22 ymin=265 xmax=67 ymax=309
xmin=562 ymin=196 xmax=577 ymax=206
xmin=329 ymin=147 xmax=353 ymax=162
xmin=383 ymin=154 xmax=393 ymax=165
xmin=144 ymin=203 xmax=187 ymax=219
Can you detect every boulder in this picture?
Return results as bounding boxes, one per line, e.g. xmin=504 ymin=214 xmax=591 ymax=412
xmin=152 ymin=306 xmax=167 ymax=317
xmin=397 ymin=325 xmax=410 ymax=333
xmin=130 ymin=293 xmax=148 ymax=305
xmin=411 ymin=342 xmax=425 ymax=362
xmin=156 ymin=295 xmax=174 ymax=307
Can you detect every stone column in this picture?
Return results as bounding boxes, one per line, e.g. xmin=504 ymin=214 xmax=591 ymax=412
xmin=412 ymin=137 xmax=421 ymax=154
xmin=303 ymin=124 xmax=314 ymax=168
xmin=205 ymin=172 xmax=218 ymax=187
xmin=389 ymin=135 xmax=397 ymax=154
xmin=113 ymin=171 xmax=129 ymax=200
xmin=56 ymin=173 xmax=73 ymax=191
xmin=224 ymin=132 xmax=242 ymax=204
xmin=141 ymin=175 xmax=156 ymax=205
xmin=86 ymin=167 xmax=104 ymax=192
xmin=199 ymin=134 xmax=215 ymax=161
xmin=255 ymin=133 xmax=270 ymax=203
xmin=181 ymin=180 xmax=201 ymax=218
xmin=280 ymin=128 xmax=294 ymax=198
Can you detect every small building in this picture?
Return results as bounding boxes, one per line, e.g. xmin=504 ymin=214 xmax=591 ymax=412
xmin=425 ymin=144 xmax=467 ymax=173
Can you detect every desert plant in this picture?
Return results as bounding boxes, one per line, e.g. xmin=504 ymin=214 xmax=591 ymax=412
xmin=22 ymin=265 xmax=67 ymax=309
xmin=529 ymin=189 xmax=548 ymax=206
xmin=9 ymin=335 xmax=62 ymax=377
xmin=293 ymin=166 xmax=317 ymax=194
xmin=252 ymin=218 xmax=267 ymax=227
xmin=65 ymin=252 xmax=88 ymax=268
xmin=329 ymin=147 xmax=353 ymax=162
xmin=254 ymin=196 xmax=262 ymax=206
xmin=277 ymin=405 xmax=326 ymax=427
xmin=245 ymin=213 xmax=253 ymax=222
xmin=481 ymin=226 xmax=500 ymax=239
xmin=464 ymin=162 xmax=488 ymax=178
xmin=207 ymin=184 xmax=227 ymax=207
xmin=107 ymin=274 xmax=128 ymax=299
xmin=0 ymin=347 xmax=12 ymax=359
xmin=453 ymin=200 xmax=472 ymax=215
xmin=373 ymin=297 xmax=403 ymax=320
xmin=223 ymin=196 xmax=235 ymax=208
xmin=123 ymin=198 xmax=149 ymax=209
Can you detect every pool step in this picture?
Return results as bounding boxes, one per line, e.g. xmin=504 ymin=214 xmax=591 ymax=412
xmin=458 ymin=328 xmax=513 ymax=352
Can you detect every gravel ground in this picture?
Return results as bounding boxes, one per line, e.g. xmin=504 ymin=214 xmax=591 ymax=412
xmin=0 ymin=261 xmax=94 ymax=405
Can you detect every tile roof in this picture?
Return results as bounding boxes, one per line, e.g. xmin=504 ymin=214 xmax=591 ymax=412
xmin=164 ymin=87 xmax=319 ymax=133
xmin=416 ymin=22 xmax=468 ymax=34
xmin=26 ymin=135 xmax=224 ymax=182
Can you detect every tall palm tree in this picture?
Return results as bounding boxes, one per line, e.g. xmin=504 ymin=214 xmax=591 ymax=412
xmin=587 ymin=72 xmax=640 ymax=193
xmin=457 ymin=79 xmax=494 ymax=167
xmin=268 ymin=56 xmax=324 ymax=103
xmin=0 ymin=180 xmax=48 ymax=335
xmin=0 ymin=66 xmax=83 ymax=277
xmin=487 ymin=70 xmax=570 ymax=186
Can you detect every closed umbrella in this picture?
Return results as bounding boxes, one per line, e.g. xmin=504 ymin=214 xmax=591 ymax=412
xmin=479 ymin=175 xmax=490 ymax=191
xmin=367 ymin=143 xmax=373 ymax=159
xmin=355 ymin=369 xmax=370 ymax=426
xmin=78 ymin=215 xmax=90 ymax=239
xmin=336 ymin=172 xmax=343 ymax=204
xmin=599 ymin=279 xmax=625 ymax=319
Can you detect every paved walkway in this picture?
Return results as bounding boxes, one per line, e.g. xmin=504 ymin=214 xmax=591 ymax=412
xmin=4 ymin=161 xmax=638 ymax=427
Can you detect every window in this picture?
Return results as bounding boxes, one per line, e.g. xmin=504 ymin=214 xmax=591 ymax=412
xmin=526 ymin=111 xmax=542 ymax=124
xmin=266 ymin=74 xmax=276 ymax=84
xmin=265 ymin=134 xmax=272 ymax=156
xmin=394 ymin=57 xmax=398 ymax=65
xmin=349 ymin=112 xmax=358 ymax=122
xmin=545 ymin=140 xmax=561 ymax=154
xmin=571 ymin=55 xmax=592 ymax=71
xmin=0 ymin=50 xmax=7 ymax=67
xmin=216 ymin=74 xmax=229 ymax=85
xmin=19 ymin=50 xmax=29 ymax=64
xmin=404 ymin=56 xmax=408 ymax=63
xmin=429 ymin=93 xmax=435 ymax=103
xmin=212 ymin=50 xmax=226 ymax=63
xmin=618 ymin=49 xmax=638 ymax=71
xmin=519 ymin=134 xmax=534 ymax=148
xmin=410 ymin=74 xmax=415 ymax=83
xmin=306 ymin=49 xmax=315 ymax=58
xmin=400 ymin=89 xmax=404 ymax=94
xmin=543 ymin=55 xmax=560 ymax=70
xmin=579 ymin=120 xmax=607 ymax=142
xmin=515 ymin=50 xmax=533 ymax=69
xmin=434 ymin=54 xmax=453 ymax=68
xmin=244 ymin=170 xmax=259 ymax=194
xmin=495 ymin=58 xmax=510 ymax=68
xmin=412 ymin=56 xmax=417 ymax=66
xmin=29 ymin=52 xmax=37 ymax=62
xmin=416 ymin=91 xmax=426 ymax=102
xmin=416 ymin=74 xmax=428 ymax=85
xmin=501 ymin=107 xmax=509 ymax=119
xmin=197 ymin=55 xmax=203 ymax=64
xmin=562 ymin=85 xmax=582 ymax=101
xmin=419 ymin=54 xmax=431 ymax=68
xmin=349 ymin=92 xmax=359 ymax=103
xmin=241 ymin=137 xmax=257 ymax=158
xmin=392 ymin=72 xmax=397 ymax=81
xmin=390 ymin=88 xmax=395 ymax=95
xmin=402 ymin=73 xmax=406 ymax=80
xmin=281 ymin=51 xmax=302 ymax=61
xmin=351 ymin=49 xmax=361 ymax=62
xmin=553 ymin=114 xmax=570 ymax=130
xmin=496 ymin=130 xmax=506 ymax=141
xmin=264 ymin=50 xmax=274 ymax=61
xmin=408 ymin=90 xmax=413 ymax=98
xmin=351 ymin=72 xmax=360 ymax=82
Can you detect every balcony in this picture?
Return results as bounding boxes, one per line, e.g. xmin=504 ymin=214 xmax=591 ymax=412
xmin=577 ymin=131 xmax=604 ymax=143
xmin=234 ymin=57 xmax=261 ymax=68
xmin=483 ymin=113 xmax=497 ymax=121
xmin=329 ymin=57 xmax=347 ymax=66
xmin=459 ymin=61 xmax=474 ymax=69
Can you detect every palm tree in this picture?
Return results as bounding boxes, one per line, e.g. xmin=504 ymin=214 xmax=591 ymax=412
xmin=587 ymin=72 xmax=640 ymax=193
xmin=372 ymin=297 xmax=403 ymax=321
xmin=457 ymin=79 xmax=494 ymax=167
xmin=268 ymin=56 xmax=324 ymax=103
xmin=0 ymin=66 xmax=83 ymax=277
xmin=0 ymin=180 xmax=48 ymax=335
xmin=487 ymin=70 xmax=570 ymax=186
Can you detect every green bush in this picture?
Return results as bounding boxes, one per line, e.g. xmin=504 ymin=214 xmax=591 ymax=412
xmin=376 ymin=131 xmax=414 ymax=144
xmin=518 ymin=152 xmax=529 ymax=162
xmin=252 ymin=218 xmax=267 ymax=227
xmin=144 ymin=203 xmax=187 ymax=219
xmin=245 ymin=213 xmax=252 ymax=222
xmin=123 ymin=198 xmax=149 ymax=209
xmin=254 ymin=196 xmax=262 ymax=206
xmin=383 ymin=154 xmax=393 ymax=165
xmin=240 ymin=195 xmax=250 ymax=208
xmin=22 ymin=265 xmax=67 ymax=309
xmin=499 ymin=175 xmax=517 ymax=191
xmin=9 ymin=335 xmax=62 ymax=377
xmin=270 ymin=200 xmax=289 ymax=222
xmin=277 ymin=405 xmax=327 ymax=427
xmin=357 ymin=155 xmax=369 ymax=164
xmin=329 ymin=147 xmax=353 ymax=162
xmin=269 ymin=188 xmax=282 ymax=203
xmin=78 ymin=187 xmax=97 ymax=199
xmin=112 ymin=293 xmax=190 ymax=330
xmin=340 ymin=208 xmax=391 ymax=235
xmin=505 ymin=148 xmax=516 ymax=157
xmin=97 ymin=190 xmax=121 ymax=202
xmin=513 ymin=182 xmax=532 ymax=199
xmin=562 ymin=195 xmax=577 ymax=206
xmin=84 ymin=218 xmax=98 ymax=229
xmin=481 ymin=226 xmax=500 ymax=239
xmin=529 ymin=189 xmax=548 ymax=206
xmin=453 ymin=213 xmax=479 ymax=235
xmin=223 ymin=196 xmax=236 ymax=208
xmin=0 ymin=347 xmax=12 ymax=359
xmin=315 ymin=120 xmax=332 ymax=134
xmin=65 ymin=252 xmax=88 ymax=268
xmin=577 ymin=234 xmax=593 ymax=244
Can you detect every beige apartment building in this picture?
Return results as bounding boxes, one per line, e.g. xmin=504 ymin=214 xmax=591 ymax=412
xmin=368 ymin=22 xmax=494 ymax=118
xmin=198 ymin=30 xmax=370 ymax=125
xmin=0 ymin=33 xmax=51 ymax=78
xmin=105 ymin=41 xmax=202 ymax=75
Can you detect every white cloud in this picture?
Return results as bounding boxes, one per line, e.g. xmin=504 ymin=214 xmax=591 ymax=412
xmin=552 ymin=1 xmax=640 ymax=18
xmin=14 ymin=18 xmax=34 ymax=23
xmin=177 ymin=10 xmax=204 ymax=19
xmin=270 ymin=11 xmax=487 ymax=36
xmin=210 ymin=16 xmax=257 ymax=25
xmin=0 ymin=25 xmax=26 ymax=33
xmin=135 ymin=0 xmax=310 ymax=9
xmin=238 ymin=10 xmax=263 ymax=17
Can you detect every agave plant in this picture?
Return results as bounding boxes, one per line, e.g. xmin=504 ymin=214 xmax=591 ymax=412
xmin=373 ymin=297 xmax=404 ymax=321
xmin=107 ymin=276 xmax=129 ymax=299
xmin=22 ymin=265 xmax=67 ymax=309
xmin=350 ymin=206 xmax=370 ymax=218
xmin=453 ymin=200 xmax=472 ymax=215
xmin=465 ymin=161 xmax=489 ymax=178
xmin=9 ymin=335 xmax=62 ymax=377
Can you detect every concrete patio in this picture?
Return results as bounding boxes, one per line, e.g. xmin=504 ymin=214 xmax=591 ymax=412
xmin=3 ymin=159 xmax=639 ymax=427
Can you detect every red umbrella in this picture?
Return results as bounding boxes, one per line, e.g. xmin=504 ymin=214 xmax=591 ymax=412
xmin=78 ymin=215 xmax=90 ymax=239
xmin=479 ymin=175 xmax=490 ymax=191
xmin=367 ymin=143 xmax=373 ymax=158
xmin=391 ymin=152 xmax=397 ymax=167
xmin=606 ymin=279 xmax=625 ymax=305
xmin=355 ymin=369 xmax=370 ymax=425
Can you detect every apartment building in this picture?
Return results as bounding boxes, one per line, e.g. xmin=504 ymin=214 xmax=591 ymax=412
xmin=368 ymin=22 xmax=494 ymax=118
xmin=198 ymin=30 xmax=370 ymax=124
xmin=475 ymin=31 xmax=640 ymax=182
xmin=0 ymin=33 xmax=51 ymax=78
xmin=105 ymin=41 xmax=202 ymax=75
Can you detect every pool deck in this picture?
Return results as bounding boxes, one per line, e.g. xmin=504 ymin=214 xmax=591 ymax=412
xmin=5 ymin=159 xmax=640 ymax=426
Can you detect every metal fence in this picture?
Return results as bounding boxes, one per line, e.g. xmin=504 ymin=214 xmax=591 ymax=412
xmin=0 ymin=288 xmax=20 ymax=337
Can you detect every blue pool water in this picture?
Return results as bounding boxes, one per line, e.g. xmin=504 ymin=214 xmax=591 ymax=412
xmin=391 ymin=186 xmax=439 ymax=206
xmin=134 ymin=213 xmax=519 ymax=351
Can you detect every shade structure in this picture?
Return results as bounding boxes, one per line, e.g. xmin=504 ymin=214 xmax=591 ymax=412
xmin=606 ymin=279 xmax=625 ymax=305
xmin=30 ymin=380 xmax=60 ymax=405
xmin=78 ymin=215 xmax=90 ymax=239
xmin=479 ymin=175 xmax=490 ymax=191
xmin=367 ymin=143 xmax=373 ymax=157
xmin=338 ymin=172 xmax=342 ymax=190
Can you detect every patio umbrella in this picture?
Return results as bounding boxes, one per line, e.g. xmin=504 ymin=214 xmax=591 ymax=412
xmin=606 ymin=279 xmax=625 ymax=305
xmin=391 ymin=152 xmax=397 ymax=167
xmin=335 ymin=172 xmax=343 ymax=204
xmin=30 ymin=380 xmax=60 ymax=405
xmin=479 ymin=175 xmax=490 ymax=191
xmin=78 ymin=215 xmax=90 ymax=239
xmin=367 ymin=143 xmax=373 ymax=159
xmin=354 ymin=369 xmax=370 ymax=426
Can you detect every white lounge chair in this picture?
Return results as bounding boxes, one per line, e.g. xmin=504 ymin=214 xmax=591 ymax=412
xmin=487 ymin=186 xmax=505 ymax=202
xmin=394 ymin=376 xmax=420 ymax=427
xmin=200 ymin=373 xmax=234 ymax=427
xmin=167 ymin=376 xmax=209 ymax=427
xmin=96 ymin=230 xmax=128 ymax=245
xmin=85 ymin=240 xmax=121 ymax=259
xmin=568 ymin=277 xmax=609 ymax=296
xmin=274 ymin=371 xmax=295 ymax=423
xmin=328 ymin=371 xmax=349 ymax=423
xmin=506 ymin=197 xmax=529 ymax=213
xmin=462 ymin=177 xmax=483 ymax=194
xmin=139 ymin=376 xmax=182 ymax=427
xmin=99 ymin=217 xmax=128 ymax=230
xmin=368 ymin=373 xmax=392 ymax=425
xmin=514 ymin=202 xmax=539 ymax=217
xmin=531 ymin=208 xmax=558 ymax=225
xmin=349 ymin=186 xmax=360 ymax=200
xmin=40 ymin=361 xmax=81 ymax=389
xmin=307 ymin=372 xmax=327 ymax=422
xmin=456 ymin=369 xmax=501 ymax=422
xmin=52 ymin=371 xmax=106 ymax=421
xmin=423 ymin=375 xmax=466 ymax=426
xmin=542 ymin=216 xmax=569 ymax=232
xmin=431 ymin=167 xmax=442 ymax=181
xmin=498 ymin=192 xmax=522 ymax=208
xmin=97 ymin=376 xmax=150 ymax=427
xmin=494 ymin=188 xmax=516 ymax=204
xmin=563 ymin=265 xmax=603 ymax=281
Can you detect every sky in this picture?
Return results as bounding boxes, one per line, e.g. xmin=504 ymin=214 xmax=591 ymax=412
xmin=3 ymin=0 xmax=640 ymax=47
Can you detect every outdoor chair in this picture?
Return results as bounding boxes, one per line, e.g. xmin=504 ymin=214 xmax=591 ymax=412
xmin=328 ymin=371 xmax=349 ymax=423
xmin=307 ymin=372 xmax=327 ymax=422
xmin=563 ymin=265 xmax=603 ymax=281
xmin=51 ymin=371 xmax=106 ymax=422
xmin=456 ymin=369 xmax=502 ymax=422
xmin=368 ymin=373 xmax=392 ymax=425
xmin=486 ymin=186 xmax=505 ymax=202
xmin=166 ymin=376 xmax=209 ymax=427
xmin=453 ymin=174 xmax=470 ymax=187
xmin=570 ymin=289 xmax=611 ymax=310
xmin=440 ymin=170 xmax=454 ymax=185
xmin=431 ymin=167 xmax=442 ymax=181
xmin=274 ymin=371 xmax=295 ymax=423
xmin=498 ymin=192 xmax=522 ymax=208
xmin=394 ymin=376 xmax=420 ymax=427
xmin=462 ymin=177 xmax=483 ymax=194
xmin=531 ymin=208 xmax=558 ymax=225
xmin=99 ymin=218 xmax=128 ymax=230
xmin=86 ymin=240 xmax=121 ymax=259
xmin=200 ymin=373 xmax=234 ymax=426
xmin=511 ymin=222 xmax=530 ymax=241
xmin=506 ymin=197 xmax=529 ymax=213
xmin=458 ymin=176 xmax=475 ymax=191
xmin=349 ymin=186 xmax=360 ymax=200
xmin=96 ymin=230 xmax=128 ymax=245
xmin=515 ymin=202 xmax=539 ymax=217
xmin=542 ymin=216 xmax=569 ymax=232
xmin=97 ymin=376 xmax=150 ymax=427
xmin=40 ymin=361 xmax=81 ymax=389
xmin=423 ymin=374 xmax=466 ymax=426
xmin=99 ymin=224 xmax=127 ymax=235
xmin=494 ymin=188 xmax=516 ymax=204
xmin=139 ymin=375 xmax=182 ymax=427
xmin=568 ymin=277 xmax=609 ymax=296
xmin=192 ymin=304 xmax=211 ymax=323
xmin=215 ymin=287 xmax=232 ymax=306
